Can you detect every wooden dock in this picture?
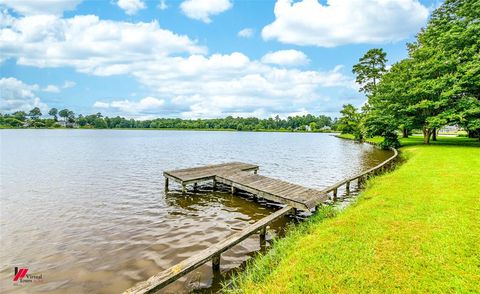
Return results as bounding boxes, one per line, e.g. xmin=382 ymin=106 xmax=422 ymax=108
xmin=124 ymin=148 xmax=399 ymax=294
xmin=164 ymin=162 xmax=328 ymax=211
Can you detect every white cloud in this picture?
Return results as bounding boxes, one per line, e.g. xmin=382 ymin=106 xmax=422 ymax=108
xmin=0 ymin=77 xmax=48 ymax=113
xmin=0 ymin=0 xmax=82 ymax=16
xmin=63 ymin=80 xmax=76 ymax=88
xmin=262 ymin=0 xmax=429 ymax=47
xmin=42 ymin=84 xmax=60 ymax=93
xmin=93 ymin=101 xmax=110 ymax=108
xmin=0 ymin=14 xmax=206 ymax=74
xmin=94 ymin=97 xmax=165 ymax=114
xmin=238 ymin=28 xmax=254 ymax=38
xmin=158 ymin=0 xmax=168 ymax=10
xmin=2 ymin=11 xmax=358 ymax=118
xmin=261 ymin=49 xmax=309 ymax=66
xmin=132 ymin=53 xmax=355 ymax=118
xmin=117 ymin=0 xmax=145 ymax=15
xmin=180 ymin=0 xmax=232 ymax=23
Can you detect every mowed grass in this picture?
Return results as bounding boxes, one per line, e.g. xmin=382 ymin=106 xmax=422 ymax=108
xmin=227 ymin=137 xmax=480 ymax=293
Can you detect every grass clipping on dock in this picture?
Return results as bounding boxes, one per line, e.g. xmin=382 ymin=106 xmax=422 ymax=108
xmin=225 ymin=137 xmax=480 ymax=293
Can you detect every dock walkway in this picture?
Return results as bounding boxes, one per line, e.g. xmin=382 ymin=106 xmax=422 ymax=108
xmin=125 ymin=148 xmax=398 ymax=294
xmin=164 ymin=162 xmax=327 ymax=211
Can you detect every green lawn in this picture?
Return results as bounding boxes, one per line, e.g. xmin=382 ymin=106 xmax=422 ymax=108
xmin=227 ymin=136 xmax=480 ymax=293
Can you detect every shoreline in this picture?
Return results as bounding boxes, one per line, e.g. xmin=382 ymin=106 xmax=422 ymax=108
xmin=0 ymin=127 xmax=339 ymax=134
xmin=226 ymin=136 xmax=480 ymax=293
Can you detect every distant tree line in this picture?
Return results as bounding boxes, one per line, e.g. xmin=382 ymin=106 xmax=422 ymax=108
xmin=337 ymin=0 xmax=480 ymax=148
xmin=0 ymin=107 xmax=337 ymax=132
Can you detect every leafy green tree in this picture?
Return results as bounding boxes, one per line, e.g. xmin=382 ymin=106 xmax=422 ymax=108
xmin=58 ymin=109 xmax=70 ymax=124
xmin=338 ymin=104 xmax=364 ymax=141
xmin=4 ymin=117 xmax=23 ymax=127
xmin=352 ymin=48 xmax=387 ymax=96
xmin=12 ymin=111 xmax=27 ymax=121
xmin=48 ymin=108 xmax=58 ymax=121
xmin=94 ymin=118 xmax=107 ymax=128
xmin=67 ymin=110 xmax=75 ymax=123
xmin=28 ymin=107 xmax=42 ymax=120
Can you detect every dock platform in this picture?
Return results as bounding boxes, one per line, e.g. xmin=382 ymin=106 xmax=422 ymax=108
xmin=125 ymin=149 xmax=398 ymax=294
xmin=164 ymin=162 xmax=327 ymax=211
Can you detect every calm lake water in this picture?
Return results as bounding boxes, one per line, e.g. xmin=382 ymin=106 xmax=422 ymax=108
xmin=0 ymin=130 xmax=391 ymax=293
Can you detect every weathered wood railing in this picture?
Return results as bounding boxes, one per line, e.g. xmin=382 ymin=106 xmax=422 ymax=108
xmin=319 ymin=147 xmax=398 ymax=200
xmin=123 ymin=147 xmax=398 ymax=294
xmin=123 ymin=205 xmax=293 ymax=294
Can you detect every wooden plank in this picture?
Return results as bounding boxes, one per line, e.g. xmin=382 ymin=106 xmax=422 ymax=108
xmin=165 ymin=162 xmax=259 ymax=182
xmin=123 ymin=206 xmax=293 ymax=294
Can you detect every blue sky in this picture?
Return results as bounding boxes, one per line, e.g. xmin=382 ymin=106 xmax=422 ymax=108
xmin=0 ymin=0 xmax=438 ymax=119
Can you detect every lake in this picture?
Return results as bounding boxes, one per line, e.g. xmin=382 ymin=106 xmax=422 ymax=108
xmin=0 ymin=130 xmax=392 ymax=293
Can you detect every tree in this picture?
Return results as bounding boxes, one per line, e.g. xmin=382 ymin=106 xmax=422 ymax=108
xmin=67 ymin=110 xmax=75 ymax=123
xmin=12 ymin=111 xmax=27 ymax=121
xmin=365 ymin=0 xmax=480 ymax=144
xmin=338 ymin=104 xmax=364 ymax=141
xmin=352 ymin=48 xmax=387 ymax=96
xmin=48 ymin=108 xmax=58 ymax=121
xmin=28 ymin=107 xmax=42 ymax=120
xmin=58 ymin=108 xmax=71 ymax=126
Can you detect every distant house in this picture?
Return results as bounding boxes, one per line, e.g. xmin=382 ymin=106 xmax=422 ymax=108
xmin=305 ymin=125 xmax=312 ymax=132
xmin=321 ymin=126 xmax=332 ymax=131
xmin=439 ymin=125 xmax=461 ymax=133
xmin=59 ymin=121 xmax=78 ymax=128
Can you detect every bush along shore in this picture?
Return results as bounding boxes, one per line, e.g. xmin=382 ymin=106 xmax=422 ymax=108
xmin=225 ymin=135 xmax=480 ymax=293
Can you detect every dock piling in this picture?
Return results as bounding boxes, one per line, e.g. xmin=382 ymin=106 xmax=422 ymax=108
xmin=164 ymin=178 xmax=169 ymax=192
xmin=259 ymin=226 xmax=266 ymax=247
xmin=212 ymin=254 xmax=221 ymax=272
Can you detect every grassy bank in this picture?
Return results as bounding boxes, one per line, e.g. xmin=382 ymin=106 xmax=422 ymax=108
xmin=227 ymin=136 xmax=480 ymax=293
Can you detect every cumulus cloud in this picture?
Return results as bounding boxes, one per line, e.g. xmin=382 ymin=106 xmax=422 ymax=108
xmin=262 ymin=0 xmax=429 ymax=47
xmin=131 ymin=53 xmax=355 ymax=118
xmin=63 ymin=80 xmax=76 ymax=88
xmin=0 ymin=77 xmax=48 ymax=113
xmin=238 ymin=28 xmax=254 ymax=38
xmin=0 ymin=0 xmax=82 ymax=16
xmin=158 ymin=0 xmax=168 ymax=10
xmin=94 ymin=97 xmax=165 ymax=114
xmin=0 ymin=14 xmax=206 ymax=74
xmin=180 ymin=0 xmax=232 ymax=23
xmin=261 ymin=49 xmax=309 ymax=66
xmin=2 ymin=11 xmax=357 ymax=118
xmin=42 ymin=84 xmax=60 ymax=93
xmin=117 ymin=0 xmax=145 ymax=15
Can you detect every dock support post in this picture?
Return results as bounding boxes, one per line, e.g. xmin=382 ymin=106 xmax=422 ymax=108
xmin=358 ymin=176 xmax=363 ymax=188
xmin=333 ymin=188 xmax=338 ymax=200
xmin=254 ymin=169 xmax=258 ymax=175
xmin=346 ymin=181 xmax=350 ymax=195
xmin=212 ymin=179 xmax=217 ymax=191
xmin=164 ymin=178 xmax=169 ymax=192
xmin=231 ymin=186 xmax=236 ymax=195
xmin=182 ymin=184 xmax=186 ymax=194
xmin=259 ymin=226 xmax=266 ymax=247
xmin=193 ymin=183 xmax=197 ymax=192
xmin=212 ymin=254 xmax=221 ymax=272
